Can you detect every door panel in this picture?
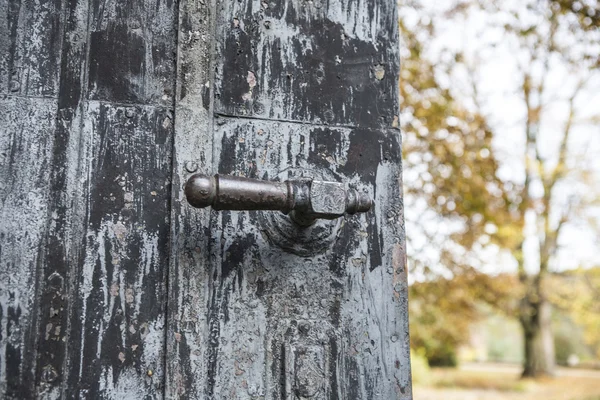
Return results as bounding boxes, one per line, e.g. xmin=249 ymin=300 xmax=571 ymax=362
xmin=167 ymin=0 xmax=411 ymax=397
xmin=56 ymin=0 xmax=177 ymax=394
xmin=0 ymin=98 xmax=57 ymax=398
xmin=208 ymin=119 xmax=408 ymax=399
xmin=1 ymin=0 xmax=64 ymax=397
xmin=1 ymin=0 xmax=177 ymax=396
xmin=0 ymin=0 xmax=62 ymax=96
xmin=165 ymin=0 xmax=216 ymax=396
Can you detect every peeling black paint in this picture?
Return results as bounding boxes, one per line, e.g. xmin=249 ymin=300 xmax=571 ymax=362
xmin=219 ymin=24 xmax=258 ymax=110
xmin=329 ymin=337 xmax=340 ymax=400
xmin=205 ymin=290 xmax=222 ymax=398
xmin=6 ymin=305 xmax=22 ymax=397
xmin=202 ymin=85 xmax=211 ymax=111
xmin=216 ymin=2 xmax=400 ymax=128
xmin=219 ymin=132 xmax=239 ymax=174
xmin=307 ymin=128 xmax=343 ymax=171
xmin=344 ymin=352 xmax=361 ymax=400
xmin=87 ymin=0 xmax=177 ymax=105
xmin=1 ymin=0 xmax=62 ymax=97
xmin=88 ymin=26 xmax=146 ymax=103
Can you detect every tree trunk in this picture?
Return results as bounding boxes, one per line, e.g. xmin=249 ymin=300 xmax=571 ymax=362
xmin=520 ymin=297 xmax=555 ymax=378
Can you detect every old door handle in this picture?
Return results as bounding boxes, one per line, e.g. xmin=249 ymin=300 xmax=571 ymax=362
xmin=185 ymin=174 xmax=372 ymax=226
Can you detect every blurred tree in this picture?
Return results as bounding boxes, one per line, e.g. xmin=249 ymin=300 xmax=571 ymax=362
xmin=400 ymin=11 xmax=520 ymax=367
xmin=400 ymin=4 xmax=524 ymax=369
xmin=548 ymin=268 xmax=600 ymax=359
xmin=400 ymin=2 xmax=524 ymax=367
xmin=401 ymin=0 xmax=600 ymax=378
xmin=550 ymin=0 xmax=600 ymax=36
xmin=400 ymin=16 xmax=516 ymax=257
xmin=409 ymin=271 xmax=516 ymax=366
xmin=474 ymin=0 xmax=598 ymax=377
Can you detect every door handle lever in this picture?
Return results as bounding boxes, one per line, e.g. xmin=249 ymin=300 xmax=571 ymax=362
xmin=185 ymin=174 xmax=372 ymax=226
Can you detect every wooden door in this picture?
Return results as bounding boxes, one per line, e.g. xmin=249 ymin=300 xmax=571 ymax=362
xmin=0 ymin=0 xmax=411 ymax=398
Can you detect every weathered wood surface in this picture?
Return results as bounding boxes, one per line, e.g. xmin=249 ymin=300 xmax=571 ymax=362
xmin=1 ymin=0 xmax=63 ymax=396
xmin=0 ymin=97 xmax=57 ymax=398
xmin=1 ymin=0 xmax=176 ymax=397
xmin=0 ymin=0 xmax=410 ymax=398
xmin=214 ymin=0 xmax=400 ymax=128
xmin=165 ymin=0 xmax=216 ymax=396
xmin=168 ymin=0 xmax=411 ymax=398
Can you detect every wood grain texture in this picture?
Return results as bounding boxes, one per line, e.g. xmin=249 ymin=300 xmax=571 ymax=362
xmin=1 ymin=0 xmax=177 ymax=397
xmin=0 ymin=0 xmax=64 ymax=397
xmin=0 ymin=0 xmax=62 ymax=97
xmin=33 ymin=0 xmax=90 ymax=395
xmin=56 ymin=0 xmax=177 ymax=395
xmin=61 ymin=102 xmax=173 ymax=398
xmin=165 ymin=0 xmax=216 ymax=396
xmin=168 ymin=0 xmax=411 ymax=397
xmin=0 ymin=97 xmax=57 ymax=398
xmin=87 ymin=0 xmax=177 ymax=105
xmin=214 ymin=0 xmax=400 ymax=128
xmin=201 ymin=118 xmax=410 ymax=399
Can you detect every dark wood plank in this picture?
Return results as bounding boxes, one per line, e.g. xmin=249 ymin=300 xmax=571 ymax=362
xmin=30 ymin=0 xmax=178 ymax=396
xmin=165 ymin=0 xmax=216 ymax=397
xmin=0 ymin=0 xmax=62 ymax=97
xmin=33 ymin=0 xmax=91 ymax=395
xmin=0 ymin=97 xmax=57 ymax=399
xmin=57 ymin=0 xmax=178 ymax=396
xmin=87 ymin=0 xmax=178 ymax=105
xmin=0 ymin=0 xmax=69 ymax=397
xmin=62 ymin=102 xmax=173 ymax=398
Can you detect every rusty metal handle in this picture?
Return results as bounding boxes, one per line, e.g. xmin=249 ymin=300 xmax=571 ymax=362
xmin=184 ymin=174 xmax=372 ymax=226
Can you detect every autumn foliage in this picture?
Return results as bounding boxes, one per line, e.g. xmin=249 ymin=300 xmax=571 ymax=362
xmin=402 ymin=0 xmax=600 ymax=377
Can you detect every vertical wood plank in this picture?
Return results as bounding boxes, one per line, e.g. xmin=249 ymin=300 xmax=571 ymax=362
xmin=63 ymin=103 xmax=172 ymax=398
xmin=165 ymin=0 xmax=216 ymax=397
xmin=0 ymin=0 xmax=65 ymax=397
xmin=33 ymin=0 xmax=90 ymax=395
xmin=1 ymin=0 xmax=179 ymax=396
xmin=29 ymin=0 xmax=178 ymax=396
xmin=0 ymin=98 xmax=57 ymax=399
xmin=57 ymin=0 xmax=178 ymax=396
xmin=0 ymin=0 xmax=62 ymax=97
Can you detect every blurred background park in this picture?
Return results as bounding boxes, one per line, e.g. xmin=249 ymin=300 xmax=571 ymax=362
xmin=399 ymin=0 xmax=600 ymax=398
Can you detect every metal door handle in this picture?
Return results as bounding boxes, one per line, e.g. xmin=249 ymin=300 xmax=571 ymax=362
xmin=185 ymin=174 xmax=372 ymax=226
